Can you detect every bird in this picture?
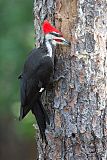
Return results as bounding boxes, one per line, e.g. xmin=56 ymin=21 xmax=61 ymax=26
xmin=19 ymin=20 xmax=70 ymax=142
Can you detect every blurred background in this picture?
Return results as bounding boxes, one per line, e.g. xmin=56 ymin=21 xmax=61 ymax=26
xmin=0 ymin=0 xmax=37 ymax=159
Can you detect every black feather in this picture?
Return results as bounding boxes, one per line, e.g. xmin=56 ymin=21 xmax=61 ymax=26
xmin=19 ymin=44 xmax=53 ymax=141
xmin=31 ymin=95 xmax=50 ymax=141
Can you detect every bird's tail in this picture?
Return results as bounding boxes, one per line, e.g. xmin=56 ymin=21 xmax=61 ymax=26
xmin=31 ymin=95 xmax=50 ymax=141
xmin=19 ymin=105 xmax=30 ymax=121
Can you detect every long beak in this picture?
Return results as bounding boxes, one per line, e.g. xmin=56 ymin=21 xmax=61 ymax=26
xmin=53 ymin=35 xmax=71 ymax=46
xmin=63 ymin=39 xmax=71 ymax=46
xmin=59 ymin=37 xmax=71 ymax=46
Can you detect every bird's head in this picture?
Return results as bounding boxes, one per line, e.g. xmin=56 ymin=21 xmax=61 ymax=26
xmin=42 ymin=20 xmax=71 ymax=46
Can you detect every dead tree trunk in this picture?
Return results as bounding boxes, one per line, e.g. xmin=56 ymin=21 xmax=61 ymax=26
xmin=34 ymin=0 xmax=107 ymax=159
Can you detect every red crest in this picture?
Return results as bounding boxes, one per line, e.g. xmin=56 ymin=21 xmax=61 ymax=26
xmin=42 ymin=20 xmax=62 ymax=35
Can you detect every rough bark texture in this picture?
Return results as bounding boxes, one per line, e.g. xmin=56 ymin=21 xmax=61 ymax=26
xmin=34 ymin=0 xmax=107 ymax=159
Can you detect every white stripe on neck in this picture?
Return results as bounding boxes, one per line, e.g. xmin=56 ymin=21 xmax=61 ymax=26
xmin=46 ymin=40 xmax=52 ymax=57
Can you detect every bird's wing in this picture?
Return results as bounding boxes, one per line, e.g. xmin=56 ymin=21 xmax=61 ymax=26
xmin=19 ymin=56 xmax=53 ymax=120
xmin=24 ymin=57 xmax=52 ymax=98
xmin=19 ymin=73 xmax=41 ymax=120
xmin=20 ymin=73 xmax=43 ymax=104
xmin=20 ymin=56 xmax=53 ymax=106
xmin=20 ymin=75 xmax=27 ymax=106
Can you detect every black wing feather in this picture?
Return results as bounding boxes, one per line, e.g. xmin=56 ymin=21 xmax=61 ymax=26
xmin=19 ymin=47 xmax=53 ymax=141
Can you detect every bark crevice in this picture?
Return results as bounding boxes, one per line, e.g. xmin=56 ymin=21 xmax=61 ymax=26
xmin=33 ymin=0 xmax=107 ymax=159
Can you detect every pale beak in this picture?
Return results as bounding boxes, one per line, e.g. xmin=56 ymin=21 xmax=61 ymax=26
xmin=63 ymin=39 xmax=71 ymax=46
xmin=53 ymin=35 xmax=71 ymax=46
xmin=59 ymin=37 xmax=71 ymax=46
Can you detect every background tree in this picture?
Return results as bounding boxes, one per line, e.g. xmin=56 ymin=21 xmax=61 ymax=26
xmin=0 ymin=0 xmax=37 ymax=159
xmin=34 ymin=0 xmax=107 ymax=159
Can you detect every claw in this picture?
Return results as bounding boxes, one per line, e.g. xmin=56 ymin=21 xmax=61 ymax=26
xmin=47 ymin=75 xmax=65 ymax=90
xmin=54 ymin=75 xmax=65 ymax=83
xmin=18 ymin=74 xmax=22 ymax=79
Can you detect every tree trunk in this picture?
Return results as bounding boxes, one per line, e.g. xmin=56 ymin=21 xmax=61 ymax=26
xmin=34 ymin=0 xmax=107 ymax=159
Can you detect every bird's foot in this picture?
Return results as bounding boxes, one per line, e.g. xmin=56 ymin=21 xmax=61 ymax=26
xmin=18 ymin=74 xmax=22 ymax=79
xmin=53 ymin=75 xmax=65 ymax=83
xmin=48 ymin=75 xmax=65 ymax=89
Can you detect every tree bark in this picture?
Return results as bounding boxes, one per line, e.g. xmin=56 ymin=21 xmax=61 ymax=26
xmin=34 ymin=0 xmax=107 ymax=159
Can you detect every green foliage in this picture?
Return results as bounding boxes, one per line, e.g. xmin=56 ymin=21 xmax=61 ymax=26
xmin=12 ymin=102 xmax=35 ymax=139
xmin=0 ymin=0 xmax=35 ymax=138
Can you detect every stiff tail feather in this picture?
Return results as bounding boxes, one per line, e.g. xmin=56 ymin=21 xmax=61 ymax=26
xmin=19 ymin=105 xmax=30 ymax=121
xmin=19 ymin=93 xmax=49 ymax=142
xmin=31 ymin=96 xmax=50 ymax=141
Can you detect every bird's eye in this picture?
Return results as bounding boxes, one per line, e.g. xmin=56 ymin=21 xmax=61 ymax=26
xmin=50 ymin=32 xmax=63 ymax=37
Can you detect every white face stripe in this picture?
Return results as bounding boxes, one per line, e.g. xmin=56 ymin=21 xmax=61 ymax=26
xmin=45 ymin=33 xmax=57 ymax=57
xmin=46 ymin=40 xmax=53 ymax=57
xmin=45 ymin=32 xmax=69 ymax=56
xmin=45 ymin=33 xmax=55 ymax=40
xmin=45 ymin=33 xmax=67 ymax=45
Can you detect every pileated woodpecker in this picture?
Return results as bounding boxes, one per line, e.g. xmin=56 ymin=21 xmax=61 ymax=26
xmin=19 ymin=20 xmax=70 ymax=141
